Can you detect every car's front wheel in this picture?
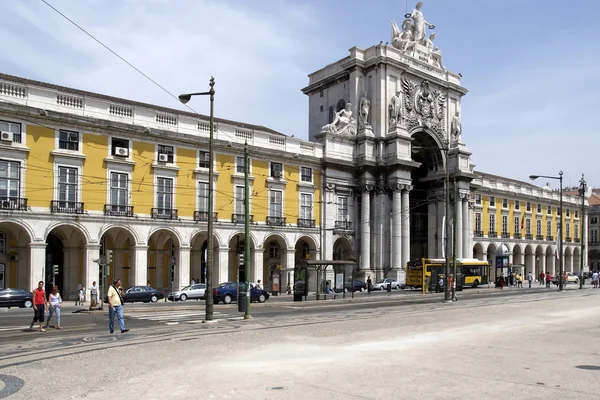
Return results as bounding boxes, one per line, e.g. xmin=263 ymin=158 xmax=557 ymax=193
xmin=22 ymin=299 xmax=33 ymax=308
xmin=258 ymin=294 xmax=267 ymax=303
xmin=180 ymin=294 xmax=187 ymax=302
xmin=359 ymin=287 xmax=365 ymax=292
xmin=151 ymin=295 xmax=158 ymax=303
xmin=223 ymin=295 xmax=232 ymax=304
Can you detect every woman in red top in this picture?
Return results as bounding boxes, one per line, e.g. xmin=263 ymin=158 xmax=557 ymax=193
xmin=30 ymin=281 xmax=48 ymax=332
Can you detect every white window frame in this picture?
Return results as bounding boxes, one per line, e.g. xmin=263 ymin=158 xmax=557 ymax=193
xmin=300 ymin=167 xmax=313 ymax=183
xmin=198 ymin=150 xmax=210 ymax=169
xmin=566 ymin=223 xmax=570 ymax=238
xmin=235 ymin=185 xmax=245 ymax=215
xmin=156 ymin=144 xmax=176 ymax=164
xmin=575 ymin=223 xmax=579 ymax=239
xmin=475 ymin=194 xmax=482 ymax=205
xmin=54 ymin=164 xmax=82 ymax=205
xmin=269 ymin=189 xmax=283 ymax=218
xmin=537 ymin=203 xmax=541 ymax=213
xmin=536 ymin=219 xmax=542 ymax=236
xmin=338 ymin=196 xmax=349 ymax=221
xmin=0 ymin=159 xmax=21 ymax=199
xmin=514 ymin=200 xmax=520 ymax=210
xmin=502 ymin=215 xmax=508 ymax=235
xmin=489 ymin=214 xmax=496 ymax=233
xmin=546 ymin=220 xmax=551 ymax=237
xmin=57 ymin=129 xmax=81 ymax=152
xmin=489 ymin=196 xmax=495 ymax=207
xmin=502 ymin=198 xmax=508 ymax=209
xmin=109 ymin=137 xmax=132 ymax=158
xmin=526 ymin=218 xmax=531 ymax=235
xmin=547 ymin=205 xmax=552 ymax=214
xmin=526 ymin=202 xmax=531 ymax=212
xmin=475 ymin=213 xmax=482 ymax=232
xmin=0 ymin=119 xmax=23 ymax=144
xmin=235 ymin=156 xmax=252 ymax=175
xmin=514 ymin=216 xmax=520 ymax=235
xmin=109 ymin=171 xmax=129 ymax=208
xmin=197 ymin=181 xmax=209 ymax=213
xmin=269 ymin=162 xmax=283 ymax=177
xmin=57 ymin=166 xmax=79 ymax=204
xmin=300 ymin=193 xmax=312 ymax=220
xmin=154 ymin=176 xmax=175 ymax=213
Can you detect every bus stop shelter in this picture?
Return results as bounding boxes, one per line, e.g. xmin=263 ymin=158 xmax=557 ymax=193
xmin=295 ymin=260 xmax=357 ymax=301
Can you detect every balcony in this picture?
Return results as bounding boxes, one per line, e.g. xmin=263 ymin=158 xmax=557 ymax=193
xmin=474 ymin=230 xmax=484 ymax=238
xmin=525 ymin=234 xmax=533 ymax=240
xmin=51 ymin=200 xmax=84 ymax=214
xmin=488 ymin=231 xmax=498 ymax=238
xmin=151 ymin=208 xmax=177 ymax=220
xmin=231 ymin=214 xmax=254 ymax=223
xmin=574 ymin=237 xmax=581 ymax=243
xmin=266 ymin=216 xmax=286 ymax=226
xmin=565 ymin=237 xmax=572 ymax=242
xmin=546 ymin=236 xmax=554 ymax=241
xmin=104 ymin=204 xmax=134 ymax=217
xmin=0 ymin=197 xmax=28 ymax=211
xmin=297 ymin=218 xmax=316 ymax=228
xmin=536 ymin=235 xmax=544 ymax=240
xmin=501 ymin=232 xmax=510 ymax=239
xmin=514 ymin=233 xmax=522 ymax=239
xmin=194 ymin=211 xmax=218 ymax=222
xmin=334 ymin=221 xmax=353 ymax=234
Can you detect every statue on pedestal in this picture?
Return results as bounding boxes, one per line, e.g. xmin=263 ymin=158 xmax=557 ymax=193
xmin=389 ymin=91 xmax=402 ymax=127
xmin=391 ymin=1 xmax=439 ymax=62
xmin=451 ymin=111 xmax=462 ymax=141
xmin=407 ymin=1 xmax=432 ymax=45
xmin=358 ymin=94 xmax=371 ymax=129
xmin=321 ymin=103 xmax=357 ymax=136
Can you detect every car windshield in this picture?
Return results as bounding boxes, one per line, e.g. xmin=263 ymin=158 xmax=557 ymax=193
xmin=180 ymin=286 xmax=191 ymax=291
xmin=375 ymin=279 xmax=385 ymax=284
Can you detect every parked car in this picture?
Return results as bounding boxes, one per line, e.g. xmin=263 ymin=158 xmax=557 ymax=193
xmin=566 ymin=273 xmax=580 ymax=284
xmin=0 ymin=288 xmax=33 ymax=308
xmin=213 ymin=282 xmax=270 ymax=304
xmin=335 ymin=280 xmax=367 ymax=293
xmin=168 ymin=283 xmax=207 ymax=302
xmin=371 ymin=278 xmax=401 ymax=290
xmin=122 ymin=286 xmax=164 ymax=303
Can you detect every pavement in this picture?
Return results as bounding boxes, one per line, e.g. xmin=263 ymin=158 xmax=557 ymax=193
xmin=1 ymin=284 xmax=599 ymax=399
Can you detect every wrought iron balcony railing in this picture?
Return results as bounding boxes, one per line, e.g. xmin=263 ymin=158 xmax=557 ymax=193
xmin=565 ymin=237 xmax=572 ymax=242
xmin=574 ymin=237 xmax=581 ymax=243
xmin=297 ymin=218 xmax=316 ymax=228
xmin=488 ymin=231 xmax=498 ymax=238
xmin=266 ymin=216 xmax=286 ymax=226
xmin=231 ymin=214 xmax=254 ymax=223
xmin=51 ymin=200 xmax=84 ymax=214
xmin=514 ymin=233 xmax=522 ymax=239
xmin=194 ymin=211 xmax=218 ymax=222
xmin=334 ymin=221 xmax=352 ymax=231
xmin=501 ymin=232 xmax=510 ymax=239
xmin=525 ymin=234 xmax=533 ymax=240
xmin=536 ymin=235 xmax=544 ymax=240
xmin=104 ymin=204 xmax=134 ymax=217
xmin=0 ymin=197 xmax=28 ymax=211
xmin=546 ymin=236 xmax=554 ymax=241
xmin=151 ymin=208 xmax=177 ymax=220
xmin=474 ymin=230 xmax=484 ymax=237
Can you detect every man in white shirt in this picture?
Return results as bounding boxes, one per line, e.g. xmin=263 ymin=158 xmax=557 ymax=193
xmin=89 ymin=281 xmax=99 ymax=308
xmin=107 ymin=279 xmax=129 ymax=334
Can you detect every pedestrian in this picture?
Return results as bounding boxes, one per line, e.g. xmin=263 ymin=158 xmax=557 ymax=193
xmin=546 ymin=272 xmax=551 ymax=288
xmin=499 ymin=275 xmax=504 ymax=289
xmin=563 ymin=272 xmax=568 ymax=288
xmin=90 ymin=281 xmax=99 ymax=308
xmin=30 ymin=281 xmax=47 ymax=332
xmin=44 ymin=285 xmax=62 ymax=330
xmin=286 ymin=282 xmax=292 ymax=295
xmin=191 ymin=278 xmax=196 ymax=285
xmin=146 ymin=280 xmax=151 ymax=287
xmin=107 ymin=279 xmax=129 ymax=334
xmin=539 ymin=271 xmax=544 ymax=286
xmin=367 ymin=276 xmax=372 ymax=293
xmin=256 ymin=279 xmax=262 ymax=290
xmin=592 ymin=271 xmax=598 ymax=288
xmin=75 ymin=282 xmax=83 ymax=305
xmin=527 ymin=272 xmax=533 ymax=288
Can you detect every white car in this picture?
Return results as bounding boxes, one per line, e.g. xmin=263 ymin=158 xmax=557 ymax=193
xmin=168 ymin=283 xmax=206 ymax=301
xmin=372 ymin=278 xmax=401 ymax=290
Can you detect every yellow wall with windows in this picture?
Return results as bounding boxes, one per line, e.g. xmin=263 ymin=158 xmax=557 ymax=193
xmin=253 ymin=159 xmax=269 ymax=221
xmin=215 ymin=153 xmax=235 ymax=218
xmin=82 ymin=133 xmax=108 ymax=212
xmin=25 ymin=125 xmax=55 ymax=208
xmin=175 ymin=147 xmax=196 ymax=218
xmin=130 ymin=141 xmax=155 ymax=215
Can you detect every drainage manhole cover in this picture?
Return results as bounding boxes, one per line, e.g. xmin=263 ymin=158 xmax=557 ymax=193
xmin=0 ymin=374 xmax=25 ymax=399
xmin=82 ymin=336 xmax=118 ymax=343
xmin=576 ymin=365 xmax=600 ymax=371
xmin=267 ymin=386 xmax=287 ymax=391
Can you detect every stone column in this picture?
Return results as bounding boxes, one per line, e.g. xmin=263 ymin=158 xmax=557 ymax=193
xmin=360 ymin=185 xmax=372 ymax=270
xmin=176 ymin=246 xmax=191 ymax=291
xmin=217 ymin=248 xmax=229 ymax=285
xmin=29 ymin=243 xmax=47 ymax=292
xmin=462 ymin=197 xmax=470 ymax=258
xmin=401 ymin=186 xmax=411 ymax=270
xmin=84 ymin=244 xmax=100 ymax=301
xmin=427 ymin=198 xmax=437 ymax=258
xmin=254 ymin=249 xmax=264 ymax=286
xmin=456 ymin=195 xmax=463 ymax=259
xmin=134 ymin=246 xmax=148 ymax=287
xmin=391 ymin=185 xmax=402 ymax=270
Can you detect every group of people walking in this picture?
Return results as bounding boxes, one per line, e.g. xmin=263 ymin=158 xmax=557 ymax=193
xmin=29 ymin=279 xmax=128 ymax=334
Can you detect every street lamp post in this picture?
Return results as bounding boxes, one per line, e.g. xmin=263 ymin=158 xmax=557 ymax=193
xmin=530 ymin=171 xmax=564 ymax=291
xmin=579 ymin=174 xmax=587 ymax=290
xmin=179 ymin=77 xmax=216 ymax=321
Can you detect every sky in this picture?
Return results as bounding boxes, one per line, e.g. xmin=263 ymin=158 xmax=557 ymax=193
xmin=0 ymin=0 xmax=598 ymax=189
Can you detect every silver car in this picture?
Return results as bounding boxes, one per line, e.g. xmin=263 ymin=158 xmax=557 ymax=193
xmin=168 ymin=283 xmax=206 ymax=301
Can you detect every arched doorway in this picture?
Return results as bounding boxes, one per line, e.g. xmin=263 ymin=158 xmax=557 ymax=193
xmin=147 ymin=229 xmax=181 ymax=292
xmin=190 ymin=231 xmax=220 ymax=285
xmin=473 ymin=243 xmax=484 ymax=260
xmin=410 ymin=130 xmax=445 ymax=260
xmin=100 ymin=227 xmax=136 ymax=289
xmin=524 ymin=245 xmax=534 ymax=277
xmin=45 ymin=224 xmax=87 ymax=299
xmin=228 ymin=233 xmax=256 ymax=283
xmin=486 ymin=243 xmax=497 ymax=281
xmin=333 ymin=237 xmax=353 ymax=260
xmin=513 ymin=244 xmax=523 ymax=266
xmin=262 ymin=234 xmax=288 ymax=291
xmin=0 ymin=221 xmax=32 ymax=290
xmin=535 ymin=245 xmax=545 ymax=276
xmin=545 ymin=246 xmax=554 ymax=276
xmin=573 ymin=247 xmax=581 ymax=273
xmin=564 ymin=247 xmax=572 ymax=273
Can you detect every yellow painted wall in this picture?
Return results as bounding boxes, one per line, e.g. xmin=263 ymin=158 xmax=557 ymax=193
xmin=82 ymin=133 xmax=108 ymax=211
xmin=215 ymin=154 xmax=234 ymax=218
xmin=508 ymin=200 xmax=514 ymax=235
xmin=482 ymin=196 xmax=489 ymax=232
xmin=131 ymin=141 xmax=155 ymax=215
xmin=253 ymin=159 xmax=269 ymax=222
xmin=25 ymin=125 xmax=55 ymax=207
xmin=176 ymin=147 xmax=196 ymax=218
xmin=313 ymin=168 xmax=321 ymax=225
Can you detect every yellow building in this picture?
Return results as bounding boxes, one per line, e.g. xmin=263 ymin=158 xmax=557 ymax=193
xmin=0 ymin=73 xmax=321 ymax=298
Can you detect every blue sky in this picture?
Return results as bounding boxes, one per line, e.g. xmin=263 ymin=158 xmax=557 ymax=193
xmin=0 ymin=0 xmax=598 ymax=189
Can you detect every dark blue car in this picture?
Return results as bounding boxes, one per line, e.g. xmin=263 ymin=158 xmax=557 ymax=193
xmin=213 ymin=282 xmax=270 ymax=304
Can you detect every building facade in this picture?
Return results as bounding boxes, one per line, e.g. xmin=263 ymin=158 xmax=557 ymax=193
xmin=588 ymin=189 xmax=600 ymax=270
xmin=0 ymin=74 xmax=321 ymax=298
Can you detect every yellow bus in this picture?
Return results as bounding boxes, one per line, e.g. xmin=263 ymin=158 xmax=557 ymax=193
xmin=406 ymin=258 xmax=490 ymax=292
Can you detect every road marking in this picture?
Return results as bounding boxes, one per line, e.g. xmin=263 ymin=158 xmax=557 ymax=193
xmin=0 ymin=326 xmax=31 ymax=332
xmin=127 ymin=310 xmax=229 ymax=324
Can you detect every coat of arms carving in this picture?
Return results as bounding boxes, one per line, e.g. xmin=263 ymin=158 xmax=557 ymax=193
xmin=401 ymin=77 xmax=446 ymax=140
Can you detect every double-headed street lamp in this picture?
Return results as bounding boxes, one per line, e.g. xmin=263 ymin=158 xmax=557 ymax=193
xmin=530 ymin=171 xmax=564 ymax=291
xmin=179 ymin=77 xmax=216 ymax=321
xmin=578 ymin=174 xmax=587 ymax=290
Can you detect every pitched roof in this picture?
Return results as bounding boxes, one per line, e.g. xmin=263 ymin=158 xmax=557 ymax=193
xmin=590 ymin=192 xmax=600 ymax=206
xmin=0 ymin=72 xmax=286 ymax=136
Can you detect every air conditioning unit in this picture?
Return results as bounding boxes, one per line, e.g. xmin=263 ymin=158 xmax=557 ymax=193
xmin=158 ymin=153 xmax=170 ymax=162
xmin=114 ymin=147 xmax=128 ymax=157
xmin=272 ymin=170 xmax=282 ymax=179
xmin=0 ymin=131 xmax=13 ymax=142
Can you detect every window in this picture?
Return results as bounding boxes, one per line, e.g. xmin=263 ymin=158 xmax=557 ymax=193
xmin=58 ymin=167 xmax=78 ymax=204
xmin=156 ymin=177 xmax=173 ymax=211
xmin=158 ymin=145 xmax=174 ymax=163
xmin=526 ymin=218 xmax=531 ymax=235
xmin=300 ymin=193 xmax=312 ymax=219
xmin=591 ymin=229 xmax=598 ymax=243
xmin=236 ymin=156 xmax=246 ymax=174
xmin=0 ymin=160 xmax=20 ymax=199
xmin=546 ymin=221 xmax=551 ymax=237
xmin=537 ymin=203 xmax=541 ymax=213
xmin=489 ymin=196 xmax=495 ymax=207
xmin=566 ymin=223 xmax=570 ymax=238
xmin=269 ymin=190 xmax=282 ymax=217
xmin=197 ymin=181 xmax=209 ymax=213
xmin=489 ymin=214 xmax=495 ymax=233
xmin=547 ymin=205 xmax=552 ymax=214
xmin=475 ymin=213 xmax=482 ymax=232
xmin=270 ymin=162 xmax=283 ymax=177
xmin=591 ymin=216 xmax=598 ymax=225
xmin=514 ymin=217 xmax=520 ymax=235
xmin=269 ymin=243 xmax=280 ymax=258
xmin=111 ymin=138 xmax=129 ymax=156
xmin=0 ymin=232 xmax=5 ymax=255
xmin=536 ymin=219 xmax=542 ymax=236
xmin=59 ymin=130 xmax=79 ymax=151
xmin=338 ymin=196 xmax=349 ymax=221
xmin=319 ymin=90 xmax=323 ymax=98
xmin=502 ymin=198 xmax=508 ymax=208
xmin=502 ymin=215 xmax=508 ymax=234
xmin=566 ymin=209 xmax=570 ymax=217
xmin=328 ymin=107 xmax=334 ymax=123
xmin=558 ymin=208 xmax=562 ymax=216
xmin=198 ymin=151 xmax=209 ymax=168
xmin=320 ymin=105 xmax=323 ymax=112
xmin=110 ymin=172 xmax=128 ymax=207
xmin=301 ymin=167 xmax=312 ymax=183
xmin=475 ymin=194 xmax=481 ymax=205
xmin=526 ymin=202 xmax=531 ymax=212
xmin=575 ymin=210 xmax=579 ymax=218
xmin=235 ymin=186 xmax=245 ymax=214
xmin=575 ymin=224 xmax=579 ymax=239
xmin=515 ymin=200 xmax=520 ymax=210
xmin=0 ymin=120 xmax=22 ymax=143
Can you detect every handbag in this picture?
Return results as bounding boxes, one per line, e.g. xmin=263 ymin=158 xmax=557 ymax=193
xmin=105 ymin=286 xmax=123 ymax=305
